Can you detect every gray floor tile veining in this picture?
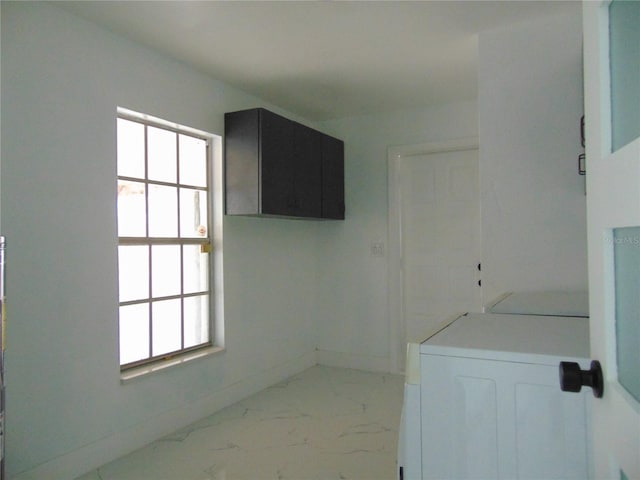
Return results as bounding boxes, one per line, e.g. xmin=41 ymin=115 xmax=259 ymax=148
xmin=76 ymin=366 xmax=404 ymax=480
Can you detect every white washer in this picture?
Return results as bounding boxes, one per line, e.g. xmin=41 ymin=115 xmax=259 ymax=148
xmin=398 ymin=292 xmax=592 ymax=480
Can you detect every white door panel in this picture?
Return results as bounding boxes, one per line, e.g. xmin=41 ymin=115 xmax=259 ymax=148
xmin=583 ymin=1 xmax=640 ymax=478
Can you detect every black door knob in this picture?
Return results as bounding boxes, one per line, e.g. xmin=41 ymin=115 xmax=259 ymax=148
xmin=559 ymin=360 xmax=604 ymax=398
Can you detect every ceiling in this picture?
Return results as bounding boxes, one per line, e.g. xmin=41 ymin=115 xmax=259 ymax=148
xmin=59 ymin=1 xmax=580 ymax=121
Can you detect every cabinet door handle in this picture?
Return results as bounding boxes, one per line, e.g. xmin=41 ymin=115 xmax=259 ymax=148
xmin=559 ymin=360 xmax=604 ymax=398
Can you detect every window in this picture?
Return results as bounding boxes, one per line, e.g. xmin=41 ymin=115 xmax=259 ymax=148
xmin=116 ymin=110 xmax=216 ymax=370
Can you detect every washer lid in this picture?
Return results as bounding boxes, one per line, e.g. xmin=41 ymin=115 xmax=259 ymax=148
xmin=420 ymin=312 xmax=589 ymax=365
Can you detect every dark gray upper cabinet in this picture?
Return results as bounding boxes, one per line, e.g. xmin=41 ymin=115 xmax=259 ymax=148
xmin=224 ymin=108 xmax=345 ymax=219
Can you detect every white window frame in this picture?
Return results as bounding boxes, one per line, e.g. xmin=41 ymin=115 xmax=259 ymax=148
xmin=116 ymin=107 xmax=224 ymax=378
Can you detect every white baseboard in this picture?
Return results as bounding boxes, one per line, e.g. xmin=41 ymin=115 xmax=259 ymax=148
xmin=316 ymin=349 xmax=391 ymax=373
xmin=11 ymin=350 xmax=317 ymax=480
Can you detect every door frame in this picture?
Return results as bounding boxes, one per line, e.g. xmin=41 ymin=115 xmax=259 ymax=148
xmin=387 ymin=137 xmax=479 ymax=374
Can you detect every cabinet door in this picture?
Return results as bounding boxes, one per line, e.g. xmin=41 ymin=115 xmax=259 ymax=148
xmin=260 ymin=111 xmax=322 ymax=218
xmin=321 ymin=134 xmax=345 ymax=219
xmin=420 ymin=354 xmax=590 ymax=479
xmin=291 ymin=122 xmax=322 ymax=218
xmin=260 ymin=109 xmax=295 ymax=216
xmin=224 ymin=109 xmax=260 ymax=215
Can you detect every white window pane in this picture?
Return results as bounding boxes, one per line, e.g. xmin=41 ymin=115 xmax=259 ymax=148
xmin=609 ymin=0 xmax=640 ymax=152
xmin=183 ymin=245 xmax=209 ymax=294
xmin=118 ymin=245 xmax=149 ymax=302
xmin=119 ymin=303 xmax=149 ymax=365
xmin=117 ymin=118 xmax=145 ymax=178
xmin=179 ymin=134 xmax=207 ymax=187
xmin=152 ymin=299 xmax=181 ymax=356
xmin=117 ymin=180 xmax=146 ymax=237
xmin=613 ymin=227 xmax=640 ymax=402
xmin=152 ymin=245 xmax=181 ymax=298
xmin=148 ymin=185 xmax=178 ymax=237
xmin=184 ymin=295 xmax=209 ymax=348
xmin=180 ymin=189 xmax=208 ymax=238
xmin=148 ymin=126 xmax=177 ymax=183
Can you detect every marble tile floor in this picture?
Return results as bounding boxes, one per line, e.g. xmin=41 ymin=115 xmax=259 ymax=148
xmin=76 ymin=366 xmax=405 ymax=480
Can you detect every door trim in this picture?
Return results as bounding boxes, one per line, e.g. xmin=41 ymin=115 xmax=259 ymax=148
xmin=387 ymin=137 xmax=479 ymax=374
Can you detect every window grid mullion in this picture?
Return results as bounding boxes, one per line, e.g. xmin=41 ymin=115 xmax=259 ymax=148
xmin=180 ymin=248 xmax=185 ymax=350
xmin=176 ymin=132 xmax=186 ymax=350
xmin=117 ymin=175 xmax=207 ymax=192
xmin=120 ymin=291 xmax=209 ymax=308
xmin=144 ymin=124 xmax=154 ymax=361
xmin=175 ymin=131 xmax=182 ymax=241
xmin=118 ymin=238 xmax=209 ymax=249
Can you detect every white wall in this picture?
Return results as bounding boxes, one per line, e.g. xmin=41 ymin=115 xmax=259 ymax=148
xmin=1 ymin=3 xmax=319 ymax=477
xmin=478 ymin=11 xmax=587 ymax=302
xmin=316 ymin=102 xmax=479 ymax=371
xmin=315 ymin=8 xmax=587 ymax=372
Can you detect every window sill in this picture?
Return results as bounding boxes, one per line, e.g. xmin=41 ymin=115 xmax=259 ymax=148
xmin=120 ymin=346 xmax=225 ymax=384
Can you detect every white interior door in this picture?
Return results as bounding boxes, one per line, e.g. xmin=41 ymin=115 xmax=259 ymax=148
xmin=583 ymin=1 xmax=640 ymax=479
xmin=390 ymin=142 xmax=481 ymax=371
